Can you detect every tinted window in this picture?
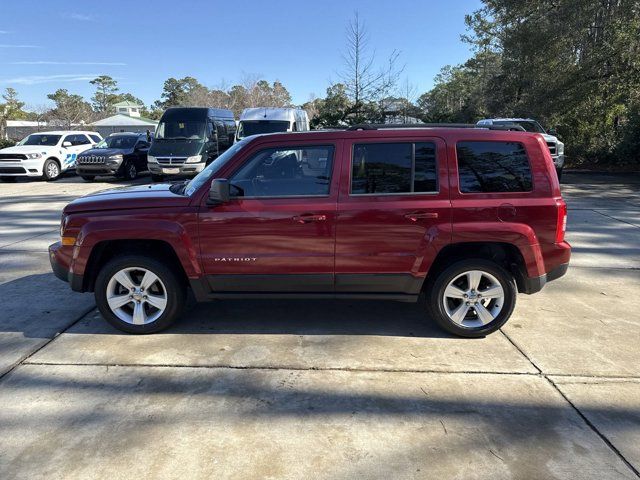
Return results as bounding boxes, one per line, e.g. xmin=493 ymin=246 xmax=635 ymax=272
xmin=89 ymin=134 xmax=101 ymax=143
xmin=351 ymin=142 xmax=437 ymax=194
xmin=96 ymin=136 xmax=137 ymax=149
xmin=457 ymin=141 xmax=532 ymax=193
xmin=237 ymin=120 xmax=290 ymax=138
xmin=66 ymin=134 xmax=90 ymax=146
xmin=19 ymin=134 xmax=61 ymax=146
xmin=231 ymin=145 xmax=333 ymax=197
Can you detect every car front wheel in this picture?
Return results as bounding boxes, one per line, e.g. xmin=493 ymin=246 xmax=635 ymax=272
xmin=425 ymin=259 xmax=517 ymax=337
xmin=122 ymin=161 xmax=137 ymax=180
xmin=95 ymin=255 xmax=186 ymax=334
xmin=43 ymin=159 xmax=61 ymax=181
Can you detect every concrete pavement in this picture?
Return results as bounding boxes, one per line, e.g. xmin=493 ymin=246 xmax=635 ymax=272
xmin=0 ymin=172 xmax=639 ymax=479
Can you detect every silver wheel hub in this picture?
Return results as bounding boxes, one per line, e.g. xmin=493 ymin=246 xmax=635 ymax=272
xmin=106 ymin=267 xmax=167 ymax=325
xmin=442 ymin=270 xmax=505 ymax=328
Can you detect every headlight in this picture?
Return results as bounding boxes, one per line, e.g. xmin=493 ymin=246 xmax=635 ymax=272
xmin=147 ymin=155 xmax=157 ymax=163
xmin=107 ymin=154 xmax=123 ymax=163
xmin=185 ymin=155 xmax=202 ymax=163
xmin=26 ymin=153 xmax=42 ymax=159
xmin=557 ymin=142 xmax=564 ymax=155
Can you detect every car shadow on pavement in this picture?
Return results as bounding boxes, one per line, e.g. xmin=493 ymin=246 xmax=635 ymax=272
xmin=0 ymin=273 xmax=94 ymax=339
xmin=69 ymin=297 xmax=454 ymax=339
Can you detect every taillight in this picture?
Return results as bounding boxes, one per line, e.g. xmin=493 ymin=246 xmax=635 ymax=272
xmin=556 ymin=200 xmax=567 ymax=243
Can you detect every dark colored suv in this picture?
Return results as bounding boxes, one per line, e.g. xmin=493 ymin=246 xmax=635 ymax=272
xmin=76 ymin=132 xmax=150 ymax=181
xmin=50 ymin=126 xmax=570 ymax=337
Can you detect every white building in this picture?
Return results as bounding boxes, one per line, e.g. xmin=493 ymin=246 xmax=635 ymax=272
xmin=89 ymin=101 xmax=158 ymax=137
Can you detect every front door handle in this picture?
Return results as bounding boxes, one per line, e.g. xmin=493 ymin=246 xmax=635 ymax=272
xmin=293 ymin=214 xmax=327 ymax=223
xmin=404 ymin=211 xmax=438 ymax=222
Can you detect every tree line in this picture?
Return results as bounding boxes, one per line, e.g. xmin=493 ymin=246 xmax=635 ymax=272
xmin=2 ymin=4 xmax=638 ymax=165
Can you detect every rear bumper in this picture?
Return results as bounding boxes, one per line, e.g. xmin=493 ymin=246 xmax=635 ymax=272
xmin=49 ymin=242 xmax=84 ymax=291
xmin=521 ymin=262 xmax=569 ymax=294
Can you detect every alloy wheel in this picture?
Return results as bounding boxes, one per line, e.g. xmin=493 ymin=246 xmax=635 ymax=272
xmin=442 ymin=270 xmax=505 ymax=328
xmin=106 ymin=267 xmax=168 ymax=325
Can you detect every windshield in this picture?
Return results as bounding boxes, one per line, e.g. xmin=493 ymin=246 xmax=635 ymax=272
xmin=19 ymin=134 xmax=61 ymax=146
xmin=495 ymin=120 xmax=545 ymax=133
xmin=237 ymin=120 xmax=290 ymax=139
xmin=183 ymin=139 xmax=248 ymax=196
xmin=155 ymin=119 xmax=206 ymax=140
xmin=96 ymin=135 xmax=137 ymax=149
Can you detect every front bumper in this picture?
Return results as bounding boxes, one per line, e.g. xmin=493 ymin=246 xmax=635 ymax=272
xmin=148 ymin=162 xmax=205 ymax=176
xmin=0 ymin=158 xmax=44 ymax=176
xmin=76 ymin=163 xmax=122 ymax=176
xmin=49 ymin=242 xmax=84 ymax=291
xmin=552 ymin=154 xmax=565 ymax=169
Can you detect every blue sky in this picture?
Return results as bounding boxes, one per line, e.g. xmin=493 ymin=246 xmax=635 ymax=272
xmin=0 ymin=0 xmax=482 ymax=109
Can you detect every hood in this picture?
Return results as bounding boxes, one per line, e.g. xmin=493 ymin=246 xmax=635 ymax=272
xmin=64 ymin=182 xmax=191 ymax=214
xmin=149 ymin=139 xmax=204 ymax=157
xmin=0 ymin=145 xmax=56 ymax=155
xmin=78 ymin=147 xmax=127 ymax=157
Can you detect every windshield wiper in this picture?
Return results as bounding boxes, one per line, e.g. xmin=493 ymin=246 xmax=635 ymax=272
xmin=169 ymin=179 xmax=189 ymax=196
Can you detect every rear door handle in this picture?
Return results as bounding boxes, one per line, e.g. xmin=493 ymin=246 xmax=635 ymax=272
xmin=293 ymin=214 xmax=327 ymax=223
xmin=404 ymin=211 xmax=439 ymax=221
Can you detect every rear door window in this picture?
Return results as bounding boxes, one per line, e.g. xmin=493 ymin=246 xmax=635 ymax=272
xmin=351 ymin=142 xmax=437 ymax=194
xmin=456 ymin=141 xmax=532 ymax=193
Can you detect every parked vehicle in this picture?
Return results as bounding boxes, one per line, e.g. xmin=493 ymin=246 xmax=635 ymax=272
xmin=0 ymin=130 xmax=102 ymax=181
xmin=235 ymin=107 xmax=309 ymax=142
xmin=476 ymin=118 xmax=565 ymax=179
xmin=76 ymin=132 xmax=150 ymax=181
xmin=50 ymin=125 xmax=570 ymax=337
xmin=147 ymin=107 xmax=236 ymax=182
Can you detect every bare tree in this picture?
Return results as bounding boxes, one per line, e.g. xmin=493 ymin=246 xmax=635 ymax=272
xmin=339 ymin=12 xmax=404 ymax=123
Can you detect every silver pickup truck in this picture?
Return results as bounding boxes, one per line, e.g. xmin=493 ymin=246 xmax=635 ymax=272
xmin=476 ymin=118 xmax=565 ymax=179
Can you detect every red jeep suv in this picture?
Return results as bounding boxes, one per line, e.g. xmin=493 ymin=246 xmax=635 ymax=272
xmin=49 ymin=125 xmax=570 ymax=337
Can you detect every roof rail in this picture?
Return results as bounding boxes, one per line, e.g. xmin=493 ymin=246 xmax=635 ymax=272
xmin=345 ymin=123 xmax=526 ymax=132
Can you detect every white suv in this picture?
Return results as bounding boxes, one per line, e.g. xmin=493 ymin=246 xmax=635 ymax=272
xmin=476 ymin=118 xmax=565 ymax=179
xmin=0 ymin=130 xmax=102 ymax=181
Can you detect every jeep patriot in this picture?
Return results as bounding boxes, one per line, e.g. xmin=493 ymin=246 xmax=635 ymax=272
xmin=49 ymin=125 xmax=570 ymax=337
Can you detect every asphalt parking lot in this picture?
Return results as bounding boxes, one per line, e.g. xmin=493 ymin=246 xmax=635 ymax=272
xmin=0 ymin=172 xmax=639 ymax=479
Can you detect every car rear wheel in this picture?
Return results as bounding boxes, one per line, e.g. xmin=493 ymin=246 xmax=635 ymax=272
xmin=95 ymin=255 xmax=186 ymax=334
xmin=425 ymin=259 xmax=517 ymax=337
xmin=43 ymin=159 xmax=61 ymax=181
xmin=81 ymin=175 xmax=95 ymax=182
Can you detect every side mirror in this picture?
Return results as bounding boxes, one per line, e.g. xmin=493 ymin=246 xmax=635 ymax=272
xmin=62 ymin=141 xmax=72 ymax=148
xmin=208 ymin=178 xmax=230 ymax=205
xmin=548 ymin=128 xmax=557 ymax=136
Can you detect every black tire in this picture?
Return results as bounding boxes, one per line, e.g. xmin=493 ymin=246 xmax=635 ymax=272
xmin=0 ymin=176 xmax=17 ymax=182
xmin=95 ymin=254 xmax=186 ymax=334
xmin=424 ymin=259 xmax=517 ymax=338
xmin=81 ymin=175 xmax=95 ymax=182
xmin=122 ymin=161 xmax=137 ymax=180
xmin=151 ymin=174 xmax=165 ymax=182
xmin=556 ymin=167 xmax=563 ymax=182
xmin=43 ymin=158 xmax=61 ymax=181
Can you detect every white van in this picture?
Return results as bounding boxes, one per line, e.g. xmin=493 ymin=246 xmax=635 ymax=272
xmin=235 ymin=108 xmax=309 ymax=141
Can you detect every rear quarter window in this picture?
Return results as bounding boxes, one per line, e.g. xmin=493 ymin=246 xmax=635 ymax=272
xmin=456 ymin=141 xmax=532 ymax=193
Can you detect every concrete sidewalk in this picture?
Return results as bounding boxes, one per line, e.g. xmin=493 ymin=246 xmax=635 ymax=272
xmin=0 ymin=173 xmax=639 ymax=479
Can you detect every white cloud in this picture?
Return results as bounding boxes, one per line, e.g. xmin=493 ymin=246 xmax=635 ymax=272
xmin=0 ymin=74 xmax=101 ymax=85
xmin=0 ymin=30 xmax=9 ymax=34
xmin=11 ymin=61 xmax=127 ymax=66
xmin=0 ymin=44 xmax=40 ymax=48
xmin=62 ymin=12 xmax=94 ymax=21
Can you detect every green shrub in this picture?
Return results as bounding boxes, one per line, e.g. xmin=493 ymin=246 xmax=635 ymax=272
xmin=0 ymin=139 xmax=16 ymax=149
